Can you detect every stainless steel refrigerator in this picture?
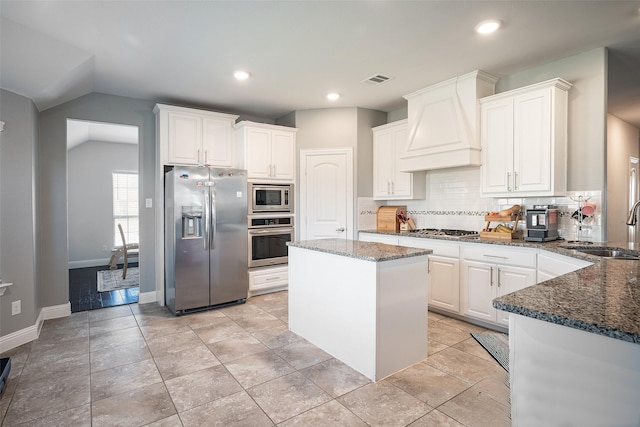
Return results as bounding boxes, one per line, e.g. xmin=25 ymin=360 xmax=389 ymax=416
xmin=165 ymin=166 xmax=248 ymax=314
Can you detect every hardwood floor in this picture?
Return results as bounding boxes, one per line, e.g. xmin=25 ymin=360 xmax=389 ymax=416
xmin=68 ymin=263 xmax=138 ymax=312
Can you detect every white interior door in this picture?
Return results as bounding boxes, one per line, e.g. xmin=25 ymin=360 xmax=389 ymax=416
xmin=300 ymin=148 xmax=353 ymax=240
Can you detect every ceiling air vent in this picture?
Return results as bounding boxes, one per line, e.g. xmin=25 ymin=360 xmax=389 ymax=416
xmin=362 ymin=74 xmax=393 ymax=85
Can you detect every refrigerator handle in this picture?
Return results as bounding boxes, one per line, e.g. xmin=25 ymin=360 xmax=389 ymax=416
xmin=210 ymin=192 xmax=216 ymax=250
xmin=203 ymin=190 xmax=209 ymax=251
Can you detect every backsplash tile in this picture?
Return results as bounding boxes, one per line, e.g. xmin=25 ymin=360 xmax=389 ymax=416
xmin=364 ymin=166 xmax=604 ymax=242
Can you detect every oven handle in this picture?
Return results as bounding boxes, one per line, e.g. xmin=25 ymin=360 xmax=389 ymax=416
xmin=248 ymin=227 xmax=294 ymax=235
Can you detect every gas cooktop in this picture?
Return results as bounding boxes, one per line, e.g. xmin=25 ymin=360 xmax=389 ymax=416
xmin=409 ymin=228 xmax=479 ymax=239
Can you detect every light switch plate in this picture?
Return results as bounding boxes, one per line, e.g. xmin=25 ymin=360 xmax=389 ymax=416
xmin=12 ymin=300 xmax=21 ymax=315
xmin=145 ymin=198 xmax=153 ymax=208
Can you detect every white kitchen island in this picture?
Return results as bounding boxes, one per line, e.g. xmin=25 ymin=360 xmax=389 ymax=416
xmin=287 ymin=239 xmax=431 ymax=381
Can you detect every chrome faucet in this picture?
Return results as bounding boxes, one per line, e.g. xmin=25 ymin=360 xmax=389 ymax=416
xmin=626 ymin=200 xmax=640 ymax=225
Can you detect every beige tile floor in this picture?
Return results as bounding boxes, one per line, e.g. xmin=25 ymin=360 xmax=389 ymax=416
xmin=0 ymin=291 xmax=510 ymax=426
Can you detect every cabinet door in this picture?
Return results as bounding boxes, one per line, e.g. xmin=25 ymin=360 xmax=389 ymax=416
xmin=271 ymin=130 xmax=295 ymax=180
xmin=461 ymin=260 xmax=495 ymax=322
xmin=496 ymin=265 xmax=536 ymax=326
xmin=391 ymin=126 xmax=412 ymax=198
xmin=168 ymin=112 xmax=201 ymax=165
xmin=428 ymin=255 xmax=460 ymax=313
xmin=246 ymin=127 xmax=272 ymax=179
xmin=373 ymin=130 xmax=394 ymax=198
xmin=513 ymin=89 xmax=551 ymax=193
xmin=202 ymin=117 xmax=233 ymax=167
xmin=481 ymin=98 xmax=514 ymax=194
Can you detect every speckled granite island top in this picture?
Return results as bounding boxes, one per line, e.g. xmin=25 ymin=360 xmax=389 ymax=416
xmin=287 ymin=238 xmax=432 ymax=262
xmin=493 ymin=256 xmax=640 ymax=344
xmin=360 ymin=230 xmax=640 ymax=344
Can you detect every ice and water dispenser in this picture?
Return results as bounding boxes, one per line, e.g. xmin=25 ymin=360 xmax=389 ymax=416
xmin=181 ymin=207 xmax=203 ymax=239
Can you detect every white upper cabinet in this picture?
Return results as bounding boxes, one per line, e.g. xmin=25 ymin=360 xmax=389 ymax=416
xmin=400 ymin=70 xmax=498 ymax=172
xmin=154 ymin=104 xmax=238 ymax=167
xmin=480 ymin=78 xmax=572 ymax=197
xmin=372 ymin=120 xmax=425 ymax=200
xmin=236 ymin=121 xmax=297 ymax=182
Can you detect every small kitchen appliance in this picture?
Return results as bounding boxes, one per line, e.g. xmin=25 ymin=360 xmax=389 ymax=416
xmin=524 ymin=205 xmax=559 ymax=242
xmin=249 ymin=183 xmax=293 ymax=213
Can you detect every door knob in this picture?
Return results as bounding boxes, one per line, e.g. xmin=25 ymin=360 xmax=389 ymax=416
xmin=336 ymin=227 xmax=345 ymax=232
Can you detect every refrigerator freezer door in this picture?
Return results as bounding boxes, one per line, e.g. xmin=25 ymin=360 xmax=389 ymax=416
xmin=209 ymin=169 xmax=249 ymax=306
xmin=167 ymin=166 xmax=210 ymax=312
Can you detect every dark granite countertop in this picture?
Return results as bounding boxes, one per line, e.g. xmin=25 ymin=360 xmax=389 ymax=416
xmin=287 ymin=238 xmax=432 ymax=262
xmin=360 ymin=230 xmax=640 ymax=344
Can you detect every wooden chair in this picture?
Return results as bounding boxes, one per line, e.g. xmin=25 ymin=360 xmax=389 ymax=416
xmin=108 ymin=224 xmax=139 ymax=279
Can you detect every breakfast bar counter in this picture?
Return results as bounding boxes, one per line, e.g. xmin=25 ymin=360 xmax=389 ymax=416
xmin=287 ymin=239 xmax=431 ymax=381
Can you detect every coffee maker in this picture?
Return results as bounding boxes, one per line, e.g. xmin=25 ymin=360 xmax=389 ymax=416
xmin=524 ymin=205 xmax=559 ymax=242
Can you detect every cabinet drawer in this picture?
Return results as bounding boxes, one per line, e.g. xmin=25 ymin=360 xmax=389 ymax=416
xmin=462 ymin=243 xmax=536 ymax=268
xmin=249 ymin=266 xmax=288 ymax=296
xmin=398 ymin=236 xmax=459 ymax=258
xmin=251 ymin=267 xmax=288 ymax=286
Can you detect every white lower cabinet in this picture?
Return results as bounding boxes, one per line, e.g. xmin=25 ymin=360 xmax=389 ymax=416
xmin=427 ymin=255 xmax=460 ymax=313
xmin=461 ymin=244 xmax=536 ymax=326
xmin=249 ymin=265 xmax=288 ymax=297
xmin=399 ymin=236 xmax=460 ymax=313
xmin=359 ymin=234 xmax=589 ymax=329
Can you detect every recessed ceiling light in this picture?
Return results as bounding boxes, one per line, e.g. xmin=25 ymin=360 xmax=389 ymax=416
xmin=475 ymin=19 xmax=502 ymax=34
xmin=234 ymin=70 xmax=250 ymax=80
xmin=327 ymin=93 xmax=340 ymax=101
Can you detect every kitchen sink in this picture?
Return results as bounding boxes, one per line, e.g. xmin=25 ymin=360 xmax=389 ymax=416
xmin=576 ymin=248 xmax=640 ymax=260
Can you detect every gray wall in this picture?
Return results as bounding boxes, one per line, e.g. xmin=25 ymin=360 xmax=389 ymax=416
xmin=68 ymin=141 xmax=138 ymax=266
xmin=607 ymin=114 xmax=640 ymax=242
xmin=0 ymin=89 xmax=40 ymax=336
xmin=38 ymin=93 xmax=156 ymax=312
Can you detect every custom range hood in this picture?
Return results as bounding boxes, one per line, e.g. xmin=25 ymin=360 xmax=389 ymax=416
xmin=400 ymin=70 xmax=498 ymax=172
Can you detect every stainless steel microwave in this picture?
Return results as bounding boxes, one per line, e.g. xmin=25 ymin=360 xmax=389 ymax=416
xmin=249 ymin=183 xmax=293 ymax=213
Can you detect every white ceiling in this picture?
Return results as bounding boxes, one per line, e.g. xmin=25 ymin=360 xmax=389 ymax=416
xmin=2 ymin=1 xmax=640 ymax=126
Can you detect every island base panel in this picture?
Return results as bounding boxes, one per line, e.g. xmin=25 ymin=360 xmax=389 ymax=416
xmin=510 ymin=314 xmax=640 ymax=426
xmin=288 ymin=247 xmax=428 ymax=381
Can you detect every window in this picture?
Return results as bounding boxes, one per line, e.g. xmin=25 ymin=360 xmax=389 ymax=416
xmin=112 ymin=172 xmax=139 ymax=246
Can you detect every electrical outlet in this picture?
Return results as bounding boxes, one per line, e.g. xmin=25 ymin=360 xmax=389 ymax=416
xmin=12 ymin=300 xmax=21 ymax=315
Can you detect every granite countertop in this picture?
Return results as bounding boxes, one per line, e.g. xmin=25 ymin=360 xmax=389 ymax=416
xmin=287 ymin=238 xmax=432 ymax=262
xmin=360 ymin=230 xmax=640 ymax=344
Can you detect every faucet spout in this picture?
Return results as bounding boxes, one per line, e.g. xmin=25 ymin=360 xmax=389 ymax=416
xmin=627 ymin=200 xmax=640 ymax=225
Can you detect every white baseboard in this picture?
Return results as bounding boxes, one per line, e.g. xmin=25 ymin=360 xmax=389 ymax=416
xmin=138 ymin=290 xmax=157 ymax=305
xmin=0 ymin=302 xmax=71 ymax=353
xmin=41 ymin=302 xmax=71 ymax=320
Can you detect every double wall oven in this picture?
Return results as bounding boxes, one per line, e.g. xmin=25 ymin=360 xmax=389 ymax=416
xmin=247 ymin=183 xmax=294 ymax=268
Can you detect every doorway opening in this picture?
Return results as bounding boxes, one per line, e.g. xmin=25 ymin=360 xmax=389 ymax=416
xmin=66 ymin=119 xmax=140 ymax=312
